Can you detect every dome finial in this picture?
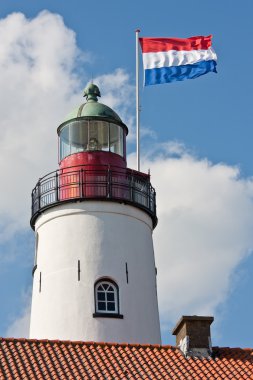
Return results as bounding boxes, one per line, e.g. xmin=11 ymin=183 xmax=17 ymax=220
xmin=83 ymin=83 xmax=101 ymax=102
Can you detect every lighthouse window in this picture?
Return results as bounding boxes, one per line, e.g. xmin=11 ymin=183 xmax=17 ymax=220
xmin=109 ymin=124 xmax=123 ymax=156
xmin=59 ymin=121 xmax=89 ymax=160
xmin=59 ymin=120 xmax=125 ymax=161
xmin=70 ymin=122 xmax=88 ymax=155
xmin=88 ymin=121 xmax=109 ymax=151
xmin=94 ymin=280 xmax=119 ymax=314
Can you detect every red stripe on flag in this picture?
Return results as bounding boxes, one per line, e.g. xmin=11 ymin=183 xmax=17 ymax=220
xmin=139 ymin=36 xmax=213 ymax=53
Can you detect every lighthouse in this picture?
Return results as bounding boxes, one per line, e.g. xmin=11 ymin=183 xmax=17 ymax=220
xmin=29 ymin=84 xmax=161 ymax=344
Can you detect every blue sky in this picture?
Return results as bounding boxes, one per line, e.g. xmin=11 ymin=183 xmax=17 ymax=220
xmin=1 ymin=0 xmax=253 ymax=348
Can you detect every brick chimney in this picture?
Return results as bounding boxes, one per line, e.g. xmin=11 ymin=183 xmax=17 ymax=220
xmin=172 ymin=316 xmax=214 ymax=358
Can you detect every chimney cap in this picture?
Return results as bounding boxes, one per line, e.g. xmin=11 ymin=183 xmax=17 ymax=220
xmin=172 ymin=315 xmax=214 ymax=336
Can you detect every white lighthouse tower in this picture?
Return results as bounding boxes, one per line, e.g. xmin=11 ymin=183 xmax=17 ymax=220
xmin=29 ymin=84 xmax=161 ymax=344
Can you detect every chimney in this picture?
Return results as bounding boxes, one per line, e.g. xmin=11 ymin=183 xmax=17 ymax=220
xmin=172 ymin=315 xmax=214 ymax=358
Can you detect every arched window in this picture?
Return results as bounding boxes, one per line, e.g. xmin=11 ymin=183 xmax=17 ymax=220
xmin=93 ymin=279 xmax=123 ymax=318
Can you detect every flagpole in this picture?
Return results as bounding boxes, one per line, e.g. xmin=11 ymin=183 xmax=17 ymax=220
xmin=135 ymin=28 xmax=140 ymax=171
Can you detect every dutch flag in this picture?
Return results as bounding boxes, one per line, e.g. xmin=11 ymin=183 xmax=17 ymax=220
xmin=139 ymin=35 xmax=217 ymax=86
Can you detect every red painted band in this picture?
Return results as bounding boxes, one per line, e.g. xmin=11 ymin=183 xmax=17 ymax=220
xmin=139 ymin=35 xmax=212 ymax=53
xmin=60 ymin=151 xmax=127 ymax=171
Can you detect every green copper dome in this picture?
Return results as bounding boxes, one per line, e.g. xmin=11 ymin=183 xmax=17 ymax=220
xmin=64 ymin=83 xmax=123 ymax=124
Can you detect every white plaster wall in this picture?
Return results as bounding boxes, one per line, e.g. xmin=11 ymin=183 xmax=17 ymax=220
xmin=29 ymin=201 xmax=161 ymax=344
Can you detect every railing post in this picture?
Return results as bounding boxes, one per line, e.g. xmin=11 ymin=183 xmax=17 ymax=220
xmin=107 ymin=166 xmax=111 ymax=198
xmin=38 ymin=180 xmax=41 ymax=210
xmin=80 ymin=169 xmax=83 ymax=198
xmin=55 ymin=172 xmax=59 ymax=202
xmin=147 ymin=183 xmax=151 ymax=211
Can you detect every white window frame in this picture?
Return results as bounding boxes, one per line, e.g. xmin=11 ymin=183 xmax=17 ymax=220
xmin=95 ymin=280 xmax=119 ymax=314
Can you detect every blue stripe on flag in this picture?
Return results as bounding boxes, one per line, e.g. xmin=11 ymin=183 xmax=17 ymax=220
xmin=144 ymin=60 xmax=217 ymax=86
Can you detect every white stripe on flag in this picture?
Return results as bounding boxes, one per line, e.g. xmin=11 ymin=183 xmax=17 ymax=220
xmin=142 ymin=47 xmax=217 ymax=69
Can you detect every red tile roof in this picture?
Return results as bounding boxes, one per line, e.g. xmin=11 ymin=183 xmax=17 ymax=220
xmin=0 ymin=338 xmax=252 ymax=379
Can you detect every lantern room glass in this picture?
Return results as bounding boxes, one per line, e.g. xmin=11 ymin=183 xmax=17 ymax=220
xmin=59 ymin=120 xmax=125 ymax=161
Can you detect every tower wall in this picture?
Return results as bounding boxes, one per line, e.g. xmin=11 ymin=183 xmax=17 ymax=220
xmin=29 ymin=201 xmax=161 ymax=344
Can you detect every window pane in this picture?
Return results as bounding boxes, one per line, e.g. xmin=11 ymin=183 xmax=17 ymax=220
xmin=110 ymin=124 xmax=123 ymax=156
xmin=107 ymin=292 xmax=115 ymax=301
xmin=60 ymin=127 xmax=70 ymax=160
xmin=59 ymin=121 xmax=89 ymax=160
xmin=97 ymin=292 xmax=105 ymax=301
xmin=70 ymin=121 xmax=88 ymax=155
xmin=98 ymin=302 xmax=106 ymax=311
xmin=119 ymin=128 xmax=123 ymax=157
xmin=88 ymin=121 xmax=109 ymax=151
xmin=95 ymin=281 xmax=118 ymax=314
xmin=107 ymin=302 xmax=115 ymax=311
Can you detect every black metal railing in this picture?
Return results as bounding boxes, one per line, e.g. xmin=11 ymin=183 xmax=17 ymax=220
xmin=31 ymin=165 xmax=157 ymax=228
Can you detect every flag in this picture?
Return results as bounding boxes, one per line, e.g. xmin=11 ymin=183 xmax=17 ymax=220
xmin=139 ymin=35 xmax=217 ymax=86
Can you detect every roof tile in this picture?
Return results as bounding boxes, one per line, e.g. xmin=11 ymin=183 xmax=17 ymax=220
xmin=0 ymin=338 xmax=252 ymax=379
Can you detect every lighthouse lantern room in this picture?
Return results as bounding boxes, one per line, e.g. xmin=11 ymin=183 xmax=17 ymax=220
xmin=29 ymin=84 xmax=161 ymax=344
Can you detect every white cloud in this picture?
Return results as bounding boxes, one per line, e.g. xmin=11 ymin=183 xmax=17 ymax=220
xmin=7 ymin=310 xmax=30 ymax=338
xmin=6 ymin=288 xmax=31 ymax=338
xmin=129 ymin=144 xmax=253 ymax=332
xmin=0 ymin=11 xmax=133 ymax=241
xmin=0 ymin=11 xmax=81 ymax=238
